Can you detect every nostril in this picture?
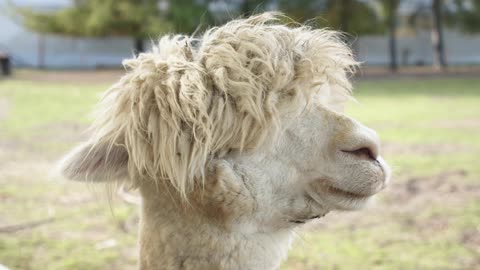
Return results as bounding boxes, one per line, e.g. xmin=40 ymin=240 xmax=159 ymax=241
xmin=342 ymin=147 xmax=376 ymax=161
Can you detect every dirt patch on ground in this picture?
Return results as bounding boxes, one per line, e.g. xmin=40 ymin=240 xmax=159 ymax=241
xmin=384 ymin=169 xmax=477 ymax=209
xmin=308 ymin=169 xmax=479 ymax=231
xmin=30 ymin=122 xmax=89 ymax=144
xmin=0 ymin=159 xmax=53 ymax=182
xmin=0 ymin=122 xmax=88 ymax=163
xmin=461 ymin=229 xmax=480 ymax=254
xmin=382 ymin=142 xmax=477 ymax=156
xmin=430 ymin=118 xmax=480 ymax=129
xmin=10 ymin=69 xmax=124 ymax=85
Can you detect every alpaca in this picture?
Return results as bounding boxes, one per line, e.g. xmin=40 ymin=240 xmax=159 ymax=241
xmin=59 ymin=13 xmax=390 ymax=270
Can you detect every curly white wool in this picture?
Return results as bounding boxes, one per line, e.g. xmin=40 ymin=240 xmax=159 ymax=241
xmin=85 ymin=12 xmax=358 ymax=198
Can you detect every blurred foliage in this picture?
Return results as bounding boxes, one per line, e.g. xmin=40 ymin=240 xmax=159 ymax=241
xmin=166 ymin=0 xmax=214 ymax=34
xmin=239 ymin=0 xmax=270 ymax=15
xmin=9 ymin=0 xmax=213 ymax=52
xmin=278 ymin=0 xmax=385 ymax=35
xmin=10 ymin=0 xmax=480 ymax=37
xmin=11 ymin=0 xmax=171 ymax=38
xmin=12 ymin=0 xmax=387 ymax=39
xmin=449 ymin=0 xmax=480 ymax=33
xmin=8 ymin=0 xmax=480 ymax=67
xmin=380 ymin=0 xmax=400 ymax=26
xmin=405 ymin=0 xmax=480 ymax=33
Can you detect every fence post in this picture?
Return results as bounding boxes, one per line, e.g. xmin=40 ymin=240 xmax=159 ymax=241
xmin=0 ymin=53 xmax=11 ymax=76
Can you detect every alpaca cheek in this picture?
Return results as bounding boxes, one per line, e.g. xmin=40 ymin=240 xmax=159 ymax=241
xmin=192 ymin=189 xmax=254 ymax=229
xmin=193 ymin=162 xmax=256 ymax=229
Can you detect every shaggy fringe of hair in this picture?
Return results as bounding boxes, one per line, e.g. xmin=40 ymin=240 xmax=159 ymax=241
xmin=85 ymin=12 xmax=358 ymax=198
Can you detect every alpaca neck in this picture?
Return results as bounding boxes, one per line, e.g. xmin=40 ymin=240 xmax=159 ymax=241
xmin=138 ymin=183 xmax=293 ymax=270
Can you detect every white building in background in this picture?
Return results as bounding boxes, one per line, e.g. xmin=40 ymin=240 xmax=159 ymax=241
xmin=1 ymin=0 xmax=480 ymax=69
xmin=357 ymin=29 xmax=480 ymax=66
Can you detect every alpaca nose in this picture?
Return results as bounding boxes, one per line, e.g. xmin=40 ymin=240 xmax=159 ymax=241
xmin=341 ymin=126 xmax=380 ymax=162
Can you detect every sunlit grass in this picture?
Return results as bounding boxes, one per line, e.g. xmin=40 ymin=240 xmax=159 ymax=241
xmin=0 ymin=81 xmax=104 ymax=136
xmin=285 ymin=77 xmax=480 ymax=269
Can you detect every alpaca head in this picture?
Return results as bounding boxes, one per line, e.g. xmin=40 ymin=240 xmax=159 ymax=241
xmin=59 ymin=13 xmax=390 ymax=233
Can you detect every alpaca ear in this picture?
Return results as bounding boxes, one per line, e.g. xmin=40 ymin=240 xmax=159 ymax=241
xmin=58 ymin=142 xmax=129 ymax=182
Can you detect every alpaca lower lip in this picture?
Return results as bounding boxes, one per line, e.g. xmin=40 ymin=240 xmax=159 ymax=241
xmin=318 ymin=181 xmax=376 ymax=199
xmin=324 ymin=185 xmax=371 ymax=198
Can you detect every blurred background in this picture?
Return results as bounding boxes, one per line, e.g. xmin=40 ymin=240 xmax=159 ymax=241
xmin=0 ymin=0 xmax=479 ymax=269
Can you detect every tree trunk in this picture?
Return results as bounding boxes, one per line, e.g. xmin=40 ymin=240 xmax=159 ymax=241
xmin=432 ymin=0 xmax=447 ymax=70
xmin=134 ymin=38 xmax=144 ymax=56
xmin=388 ymin=0 xmax=398 ymax=72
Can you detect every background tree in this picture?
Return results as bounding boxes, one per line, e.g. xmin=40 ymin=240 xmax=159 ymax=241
xmin=450 ymin=0 xmax=480 ymax=33
xmin=165 ymin=0 xmax=214 ymax=34
xmin=380 ymin=0 xmax=401 ymax=72
xmin=241 ymin=0 xmax=269 ymax=15
xmin=432 ymin=0 xmax=447 ymax=70
xmin=279 ymin=0 xmax=384 ymax=36
xmin=408 ymin=0 xmax=448 ymax=70
xmin=11 ymin=0 xmax=212 ymax=54
xmin=277 ymin=0 xmax=323 ymax=22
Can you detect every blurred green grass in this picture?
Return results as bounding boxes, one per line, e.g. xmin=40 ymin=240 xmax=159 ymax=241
xmin=0 ymin=81 xmax=102 ymax=136
xmin=350 ymin=79 xmax=480 ymax=178
xmin=0 ymin=76 xmax=479 ymax=269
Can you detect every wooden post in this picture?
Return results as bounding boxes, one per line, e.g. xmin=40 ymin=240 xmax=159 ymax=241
xmin=0 ymin=53 xmax=11 ymax=76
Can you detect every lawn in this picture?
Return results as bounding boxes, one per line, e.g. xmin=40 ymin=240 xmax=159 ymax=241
xmin=0 ymin=73 xmax=479 ymax=270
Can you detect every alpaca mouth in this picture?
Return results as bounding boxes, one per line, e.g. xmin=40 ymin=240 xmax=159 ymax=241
xmin=289 ymin=213 xmax=328 ymax=224
xmin=316 ymin=180 xmax=378 ymax=199
xmin=321 ymin=184 xmax=372 ymax=199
